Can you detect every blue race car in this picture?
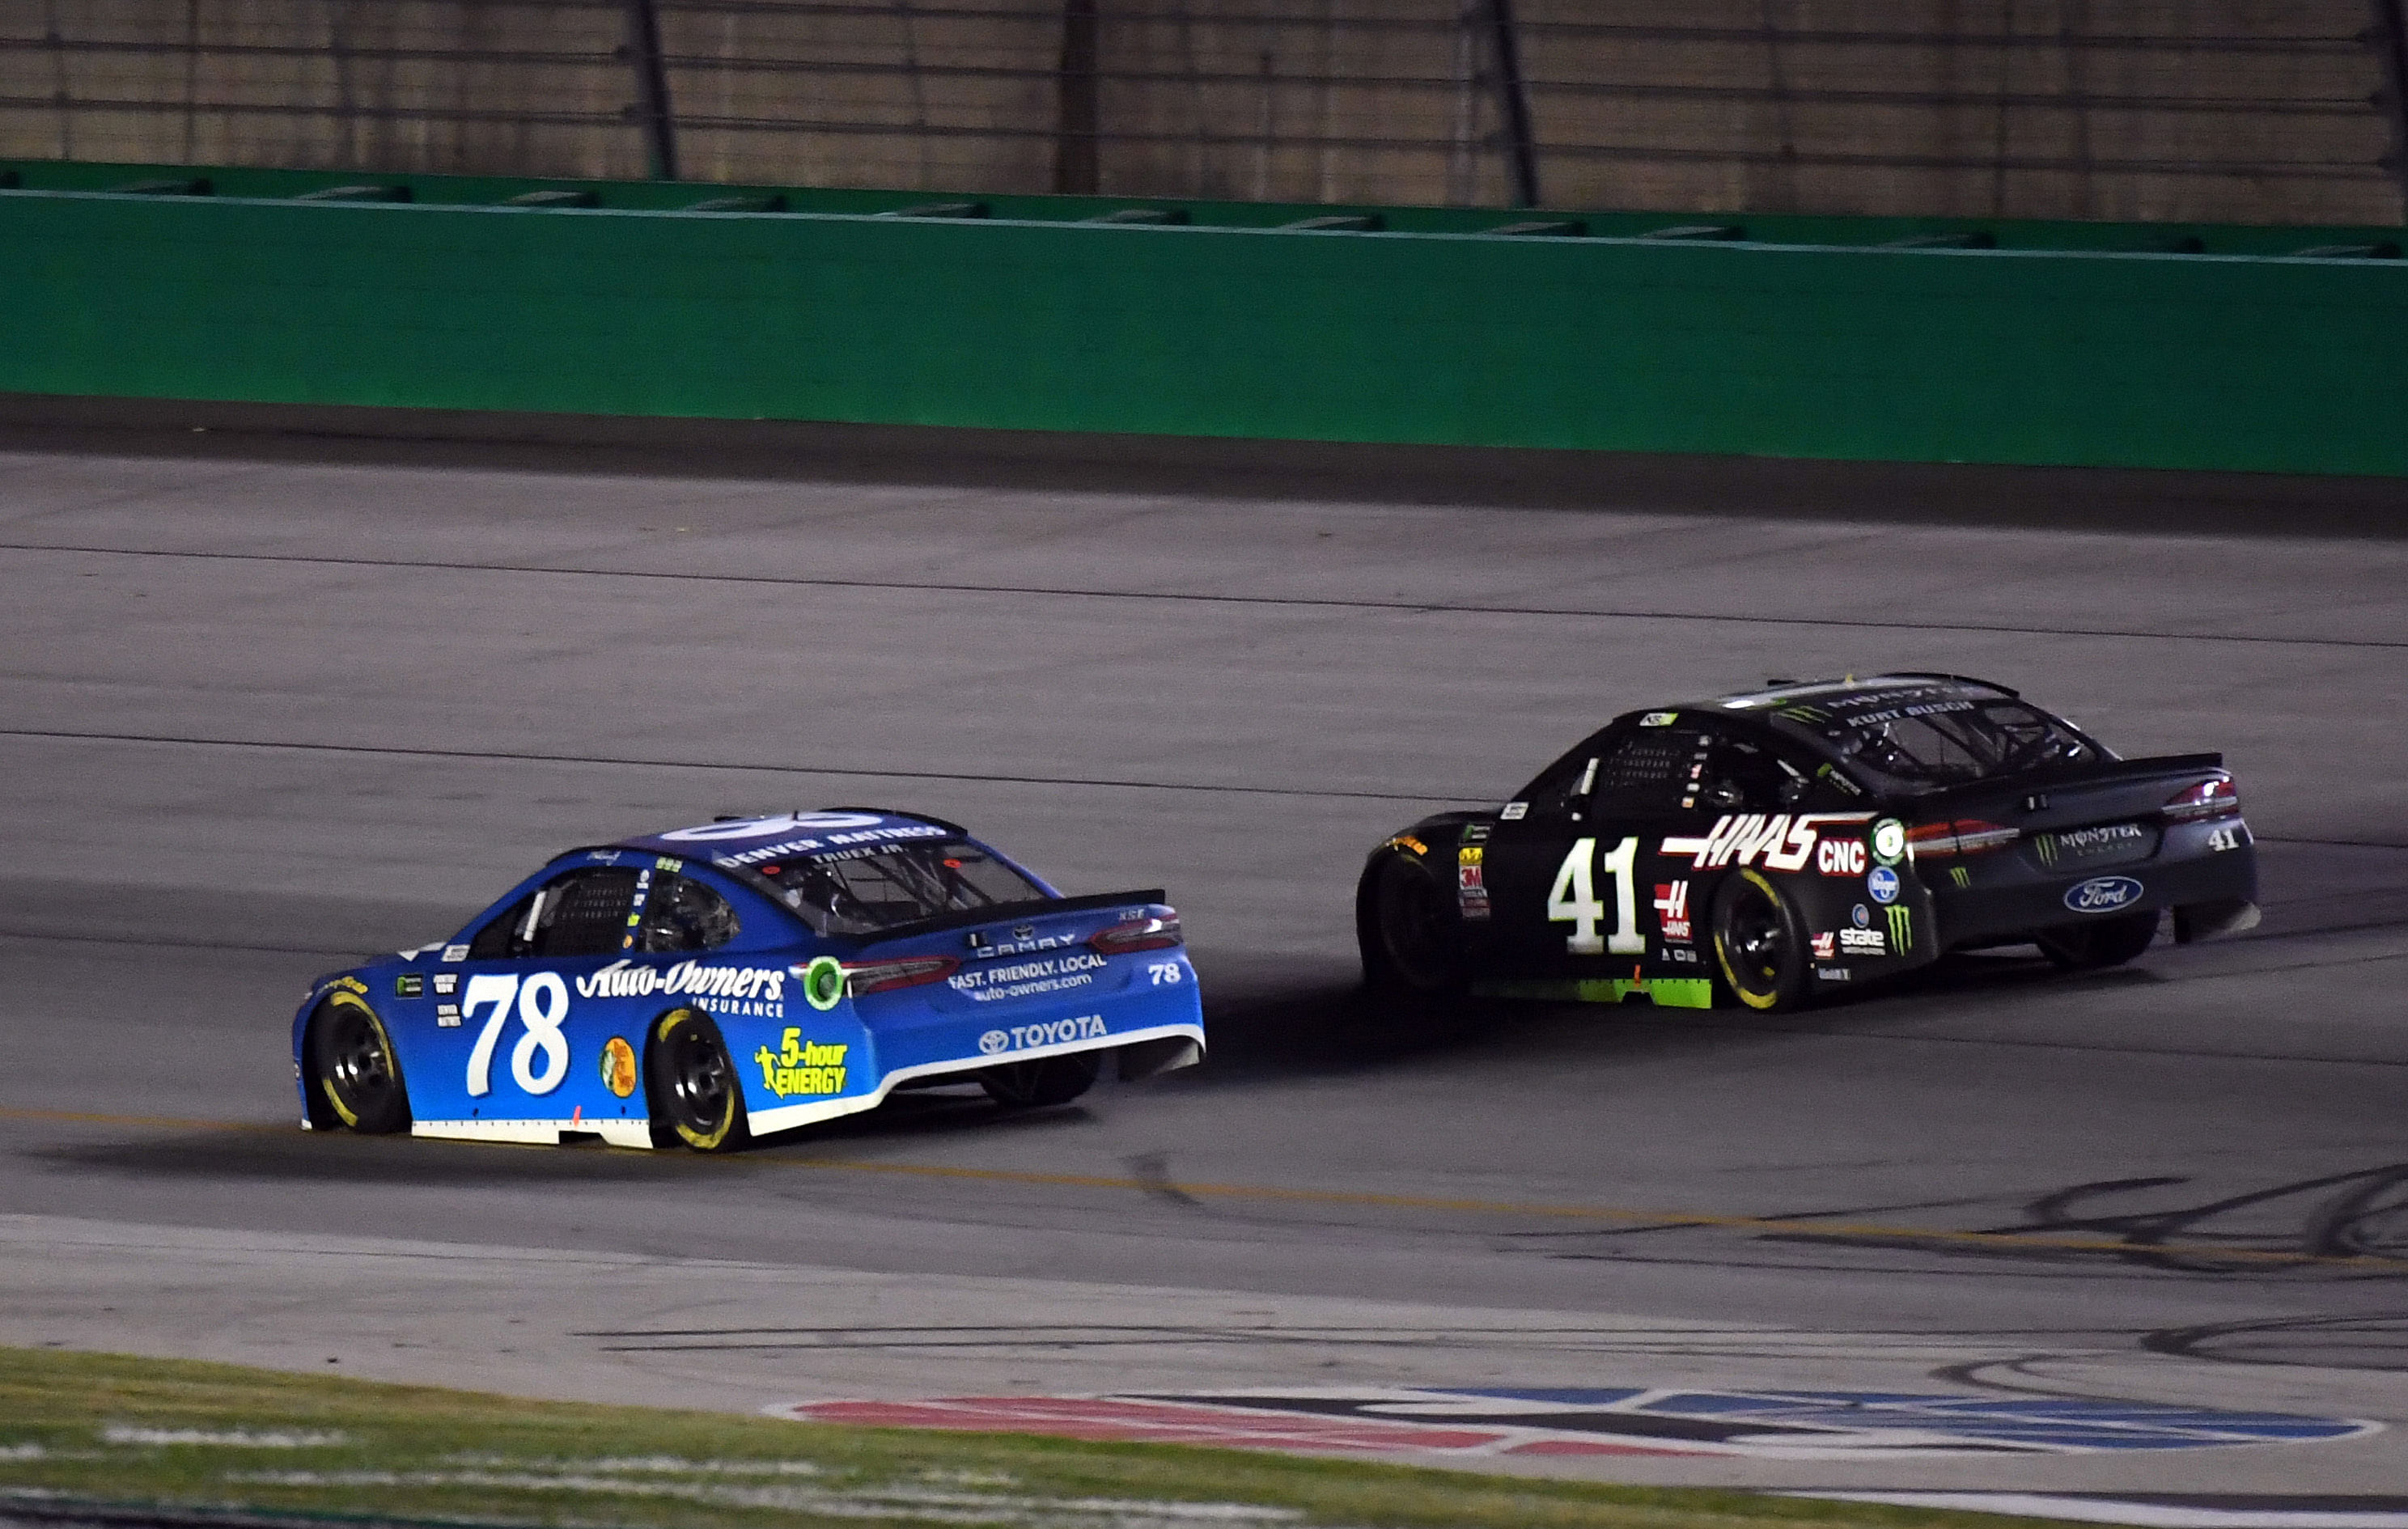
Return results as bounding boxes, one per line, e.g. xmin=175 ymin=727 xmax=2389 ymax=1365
xmin=293 ymin=810 xmax=1203 ymax=1151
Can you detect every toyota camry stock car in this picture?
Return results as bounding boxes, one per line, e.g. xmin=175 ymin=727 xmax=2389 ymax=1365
xmin=295 ymin=810 xmax=1203 ymax=1151
xmin=1359 ymin=675 xmax=2259 ymax=1012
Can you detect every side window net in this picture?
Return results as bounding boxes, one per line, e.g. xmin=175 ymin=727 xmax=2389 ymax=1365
xmin=1590 ymin=730 xmax=1709 ymax=815
xmin=638 ymin=874 xmax=740 ymax=953
xmin=465 ymin=868 xmax=641 ymax=960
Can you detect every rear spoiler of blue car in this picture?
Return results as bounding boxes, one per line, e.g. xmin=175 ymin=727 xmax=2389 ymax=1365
xmin=845 ymin=888 xmax=1171 ymax=947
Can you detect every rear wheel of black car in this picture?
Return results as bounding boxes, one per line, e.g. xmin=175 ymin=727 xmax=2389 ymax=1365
xmin=1359 ymin=852 xmax=1463 ymax=997
xmin=307 ymin=993 xmax=412 ymax=1134
xmin=981 ymin=1052 xmax=1100 ymax=1109
xmin=1711 ymin=870 xmax=1809 ymax=1012
xmin=2036 ymin=909 xmax=2159 ymax=972
xmin=647 ymin=1008 xmax=750 ymax=1152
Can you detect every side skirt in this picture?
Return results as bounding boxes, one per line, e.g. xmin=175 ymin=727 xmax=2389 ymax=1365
xmin=413 ymin=1117 xmax=655 ymax=1149
xmin=1473 ymin=976 xmax=1714 ymax=1009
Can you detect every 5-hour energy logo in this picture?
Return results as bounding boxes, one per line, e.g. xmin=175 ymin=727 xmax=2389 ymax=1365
xmin=754 ymin=1027 xmax=849 ymax=1099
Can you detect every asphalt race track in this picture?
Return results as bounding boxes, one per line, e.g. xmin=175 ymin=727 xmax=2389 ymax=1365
xmin=2 ymin=425 xmax=2406 ymax=1497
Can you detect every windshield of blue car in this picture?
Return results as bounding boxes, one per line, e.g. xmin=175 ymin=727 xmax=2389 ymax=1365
xmin=747 ymin=841 xmax=1047 ymax=935
xmin=1788 ymin=697 xmax=2100 ymax=786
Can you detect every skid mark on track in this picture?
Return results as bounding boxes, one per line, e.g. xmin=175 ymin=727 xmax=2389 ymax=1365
xmin=7 ymin=1106 xmax=2408 ymax=1275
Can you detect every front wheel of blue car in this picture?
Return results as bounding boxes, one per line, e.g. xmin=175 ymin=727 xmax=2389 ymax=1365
xmin=307 ymin=993 xmax=412 ymax=1135
xmin=647 ymin=1009 xmax=750 ymax=1152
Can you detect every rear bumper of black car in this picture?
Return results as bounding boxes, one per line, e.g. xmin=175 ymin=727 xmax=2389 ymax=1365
xmin=1927 ymin=818 xmax=2258 ymax=951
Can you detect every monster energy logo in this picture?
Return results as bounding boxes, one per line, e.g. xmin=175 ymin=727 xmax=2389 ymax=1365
xmin=1886 ymin=904 xmax=1913 ymax=951
xmin=1949 ymin=866 xmax=1970 ymax=889
xmin=2035 ymin=835 xmax=2058 ymax=867
xmin=1781 ymin=705 xmax=1831 ymax=723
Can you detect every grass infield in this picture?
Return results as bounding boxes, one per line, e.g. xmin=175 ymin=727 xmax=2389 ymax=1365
xmin=0 ymin=1346 xmax=2045 ymax=1529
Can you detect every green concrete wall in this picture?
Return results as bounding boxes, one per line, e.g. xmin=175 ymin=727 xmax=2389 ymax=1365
xmin=5 ymin=180 xmax=2405 ymax=475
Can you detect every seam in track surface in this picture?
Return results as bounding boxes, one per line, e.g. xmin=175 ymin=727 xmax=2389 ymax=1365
xmin=0 ymin=727 xmax=1467 ymax=803
xmin=6 ymin=541 xmax=2402 ymax=650
xmin=8 ymin=728 xmax=2406 ymax=851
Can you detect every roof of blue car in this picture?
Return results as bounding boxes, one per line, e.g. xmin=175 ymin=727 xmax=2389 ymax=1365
xmin=614 ymin=810 xmax=960 ymax=868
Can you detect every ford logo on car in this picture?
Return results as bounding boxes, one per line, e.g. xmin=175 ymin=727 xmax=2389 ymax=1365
xmin=2064 ymin=875 xmax=2145 ymax=914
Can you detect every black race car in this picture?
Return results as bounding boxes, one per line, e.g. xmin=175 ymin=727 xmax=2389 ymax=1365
xmin=1359 ymin=674 xmax=2258 ymax=1011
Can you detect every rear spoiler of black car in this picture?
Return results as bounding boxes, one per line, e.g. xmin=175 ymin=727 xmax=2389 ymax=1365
xmin=846 ymin=888 xmax=1171 ymax=947
xmin=1914 ymin=752 xmax=2225 ymax=810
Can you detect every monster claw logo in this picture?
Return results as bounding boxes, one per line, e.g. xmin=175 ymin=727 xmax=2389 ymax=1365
xmin=1885 ymin=904 xmax=1913 ymax=951
xmin=754 ymin=1027 xmax=848 ymax=1099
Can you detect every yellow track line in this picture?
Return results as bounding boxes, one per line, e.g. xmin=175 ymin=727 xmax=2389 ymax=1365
xmin=6 ymin=1103 xmax=2397 ymax=1271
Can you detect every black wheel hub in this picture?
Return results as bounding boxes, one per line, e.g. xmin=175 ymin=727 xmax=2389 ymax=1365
xmin=1723 ymin=887 xmax=1788 ymax=990
xmin=325 ymin=1010 xmax=394 ymax=1103
xmin=661 ymin=1025 xmax=731 ymax=1130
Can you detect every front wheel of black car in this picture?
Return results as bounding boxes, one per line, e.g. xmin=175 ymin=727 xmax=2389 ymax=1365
xmin=1359 ymin=852 xmax=1464 ymax=997
xmin=647 ymin=1008 xmax=750 ymax=1152
xmin=307 ymin=993 xmax=412 ymax=1135
xmin=1711 ymin=870 xmax=1809 ymax=1012
xmin=2036 ymin=909 xmax=2159 ymax=972
xmin=981 ymin=1052 xmax=1100 ymax=1109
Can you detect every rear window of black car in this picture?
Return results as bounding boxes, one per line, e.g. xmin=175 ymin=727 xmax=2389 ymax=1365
xmin=747 ymin=841 xmax=1045 ymax=936
xmin=1778 ymin=696 xmax=2099 ymax=786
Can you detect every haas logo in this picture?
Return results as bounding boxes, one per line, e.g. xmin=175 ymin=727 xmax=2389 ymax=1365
xmin=1662 ymin=813 xmax=1875 ymax=872
xmin=1652 ymin=882 xmax=1692 ymax=941
xmin=1816 ymin=839 xmax=1867 ymax=876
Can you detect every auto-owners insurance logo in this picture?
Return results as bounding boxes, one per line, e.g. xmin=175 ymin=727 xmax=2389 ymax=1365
xmin=2064 ymin=875 xmax=2144 ymax=914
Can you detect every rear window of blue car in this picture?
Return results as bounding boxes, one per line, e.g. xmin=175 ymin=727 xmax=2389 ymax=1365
xmin=748 ymin=841 xmax=1045 ymax=935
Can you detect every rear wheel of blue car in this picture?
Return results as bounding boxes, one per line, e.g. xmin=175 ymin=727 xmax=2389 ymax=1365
xmin=981 ymin=1053 xmax=1100 ymax=1110
xmin=647 ymin=1008 xmax=749 ymax=1152
xmin=1360 ymin=852 xmax=1462 ymax=998
xmin=307 ymin=993 xmax=411 ymax=1135
xmin=2036 ymin=909 xmax=2158 ymax=972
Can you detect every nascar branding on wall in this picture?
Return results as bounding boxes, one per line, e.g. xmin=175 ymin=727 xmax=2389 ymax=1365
xmin=776 ymin=1386 xmax=2378 ymax=1461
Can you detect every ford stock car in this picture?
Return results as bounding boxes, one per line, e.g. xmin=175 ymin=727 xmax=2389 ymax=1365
xmin=294 ymin=810 xmax=1203 ymax=1152
xmin=1359 ymin=675 xmax=2259 ymax=1012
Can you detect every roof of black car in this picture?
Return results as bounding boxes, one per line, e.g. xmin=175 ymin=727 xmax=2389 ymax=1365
xmin=1674 ymin=672 xmax=2020 ymax=719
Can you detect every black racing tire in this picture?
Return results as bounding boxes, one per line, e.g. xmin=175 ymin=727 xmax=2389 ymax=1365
xmin=307 ymin=992 xmax=412 ymax=1135
xmin=647 ymin=1008 xmax=750 ymax=1152
xmin=1710 ymin=869 xmax=1811 ymax=1013
xmin=981 ymin=1051 xmax=1101 ymax=1110
xmin=1357 ymin=852 xmax=1465 ymax=997
xmin=2036 ymin=909 xmax=2160 ymax=972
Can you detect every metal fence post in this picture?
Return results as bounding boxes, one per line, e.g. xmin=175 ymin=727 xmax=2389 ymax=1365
xmin=2372 ymin=0 xmax=2408 ymax=214
xmin=1056 ymin=0 xmax=1101 ymax=194
xmin=625 ymin=0 xmax=678 ymax=180
xmin=1484 ymin=0 xmax=1540 ymax=206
